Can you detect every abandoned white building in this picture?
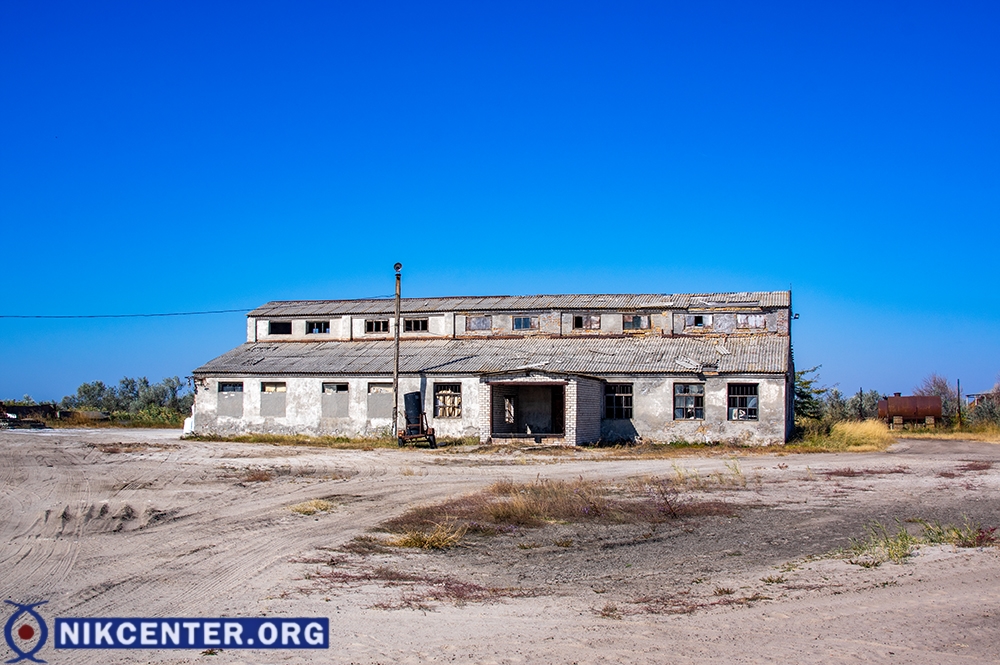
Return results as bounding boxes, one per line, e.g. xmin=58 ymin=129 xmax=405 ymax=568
xmin=191 ymin=291 xmax=795 ymax=445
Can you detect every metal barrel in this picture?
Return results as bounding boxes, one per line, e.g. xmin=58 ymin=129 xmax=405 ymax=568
xmin=403 ymin=392 xmax=422 ymax=425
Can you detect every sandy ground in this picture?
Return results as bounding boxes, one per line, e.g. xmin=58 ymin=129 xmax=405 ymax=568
xmin=2 ymin=429 xmax=999 ymax=664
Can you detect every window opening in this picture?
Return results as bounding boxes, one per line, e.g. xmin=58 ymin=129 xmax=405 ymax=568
xmin=673 ymin=384 xmax=705 ymax=420
xmin=513 ymin=316 xmax=538 ymax=331
xmin=306 ymin=321 xmax=330 ymax=334
xmin=434 ymin=383 xmax=462 ymax=418
xmin=322 ymin=383 xmax=348 ymax=394
xmin=218 ymin=382 xmax=243 ymax=393
xmin=623 ymin=315 xmax=650 ymax=330
xmin=466 ymin=315 xmax=492 ymax=331
xmin=404 ymin=318 xmax=429 ymax=332
xmin=268 ymin=321 xmax=292 ymax=335
xmin=684 ymin=314 xmax=713 ymax=330
xmin=573 ymin=314 xmax=601 ymax=330
xmin=736 ymin=314 xmax=766 ymax=330
xmin=604 ymin=384 xmax=633 ymax=419
xmin=261 ymin=382 xmax=286 ymax=393
xmin=504 ymin=396 xmax=516 ymax=424
xmin=728 ymin=384 xmax=759 ymax=421
xmin=365 ymin=319 xmax=389 ymax=333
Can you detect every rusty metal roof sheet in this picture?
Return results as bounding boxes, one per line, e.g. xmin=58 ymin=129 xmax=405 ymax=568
xmin=247 ymin=291 xmax=790 ymax=317
xmin=194 ymin=335 xmax=789 ymax=377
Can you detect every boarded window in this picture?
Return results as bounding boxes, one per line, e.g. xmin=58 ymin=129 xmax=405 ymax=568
xmin=466 ymin=315 xmax=492 ymax=331
xmin=269 ymin=321 xmax=292 ymax=335
xmin=434 ymin=383 xmax=462 ymax=418
xmin=573 ymin=314 xmax=601 ymax=330
xmin=684 ymin=314 xmax=713 ymax=330
xmin=623 ymin=315 xmax=650 ymax=330
xmin=367 ymin=383 xmax=393 ymax=419
xmin=321 ymin=383 xmax=349 ymax=418
xmin=404 ymin=318 xmax=428 ymax=332
xmin=673 ymin=384 xmax=705 ymax=420
xmin=306 ymin=321 xmax=330 ymax=334
xmin=217 ymin=382 xmax=243 ymax=418
xmin=260 ymin=382 xmax=286 ymax=417
xmin=736 ymin=314 xmax=766 ymax=330
xmin=728 ymin=384 xmax=759 ymax=421
xmin=512 ymin=316 xmax=538 ymax=331
xmin=365 ymin=319 xmax=389 ymax=333
xmin=604 ymin=384 xmax=633 ymax=419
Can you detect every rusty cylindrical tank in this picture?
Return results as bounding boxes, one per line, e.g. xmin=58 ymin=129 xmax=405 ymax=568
xmin=877 ymin=395 xmax=943 ymax=420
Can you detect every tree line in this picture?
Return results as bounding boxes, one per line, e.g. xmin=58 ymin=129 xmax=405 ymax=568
xmin=59 ymin=376 xmax=194 ymax=414
xmin=795 ymin=367 xmax=1000 ymax=431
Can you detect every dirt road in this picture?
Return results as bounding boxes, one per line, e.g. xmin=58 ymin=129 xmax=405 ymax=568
xmin=2 ymin=429 xmax=998 ymax=664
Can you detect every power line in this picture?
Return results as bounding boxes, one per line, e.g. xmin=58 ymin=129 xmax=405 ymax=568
xmin=0 ymin=309 xmax=250 ymax=319
xmin=0 ymin=295 xmax=398 ymax=319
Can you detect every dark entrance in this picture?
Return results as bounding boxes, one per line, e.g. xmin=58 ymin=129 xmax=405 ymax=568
xmin=490 ymin=383 xmax=565 ymax=437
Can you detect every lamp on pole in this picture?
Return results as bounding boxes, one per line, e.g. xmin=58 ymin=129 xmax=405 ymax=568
xmin=391 ymin=263 xmax=402 ymax=441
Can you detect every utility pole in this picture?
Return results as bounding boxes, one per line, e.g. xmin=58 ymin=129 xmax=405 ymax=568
xmin=957 ymin=378 xmax=962 ymax=430
xmin=391 ymin=263 xmax=402 ymax=440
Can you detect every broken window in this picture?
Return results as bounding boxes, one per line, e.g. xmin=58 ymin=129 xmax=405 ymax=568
xmin=268 ymin=321 xmax=292 ymax=335
xmin=604 ymin=384 xmax=633 ymax=419
xmin=684 ymin=314 xmax=713 ymax=330
xmin=466 ymin=315 xmax=492 ymax=331
xmin=404 ymin=318 xmax=429 ymax=332
xmin=736 ymin=314 xmax=766 ymax=330
xmin=260 ymin=382 xmax=287 ymax=417
xmin=573 ymin=314 xmax=601 ymax=330
xmin=512 ymin=316 xmax=538 ymax=331
xmin=365 ymin=319 xmax=389 ymax=333
xmin=306 ymin=321 xmax=330 ymax=334
xmin=673 ymin=384 xmax=705 ymax=420
xmin=728 ymin=384 xmax=759 ymax=421
xmin=434 ymin=383 xmax=462 ymax=418
xmin=321 ymin=383 xmax=349 ymax=418
xmin=623 ymin=315 xmax=651 ymax=330
xmin=218 ymin=382 xmax=244 ymax=392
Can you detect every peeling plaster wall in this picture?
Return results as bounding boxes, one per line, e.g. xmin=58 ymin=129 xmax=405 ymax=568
xmin=600 ymin=375 xmax=788 ymax=445
xmin=192 ymin=375 xmax=482 ymax=439
xmin=193 ymin=373 xmax=788 ymax=444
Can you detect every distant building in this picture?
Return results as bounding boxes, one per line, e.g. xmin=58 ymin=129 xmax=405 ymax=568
xmin=191 ymin=291 xmax=794 ymax=445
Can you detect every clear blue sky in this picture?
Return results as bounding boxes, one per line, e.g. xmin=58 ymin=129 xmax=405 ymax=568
xmin=2 ymin=1 xmax=998 ymax=402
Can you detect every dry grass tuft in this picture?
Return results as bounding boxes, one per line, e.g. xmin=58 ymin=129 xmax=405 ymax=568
xmin=242 ymin=468 xmax=273 ymax=482
xmin=290 ymin=499 xmax=334 ymax=515
xmin=386 ymin=522 xmax=467 ymax=549
xmin=598 ymin=603 xmax=621 ymax=619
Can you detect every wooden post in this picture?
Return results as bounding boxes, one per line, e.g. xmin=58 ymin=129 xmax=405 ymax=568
xmin=392 ymin=263 xmax=402 ymax=439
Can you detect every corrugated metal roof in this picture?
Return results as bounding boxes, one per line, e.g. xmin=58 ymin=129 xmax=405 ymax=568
xmin=248 ymin=291 xmax=790 ymax=317
xmin=194 ymin=336 xmax=789 ymax=377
